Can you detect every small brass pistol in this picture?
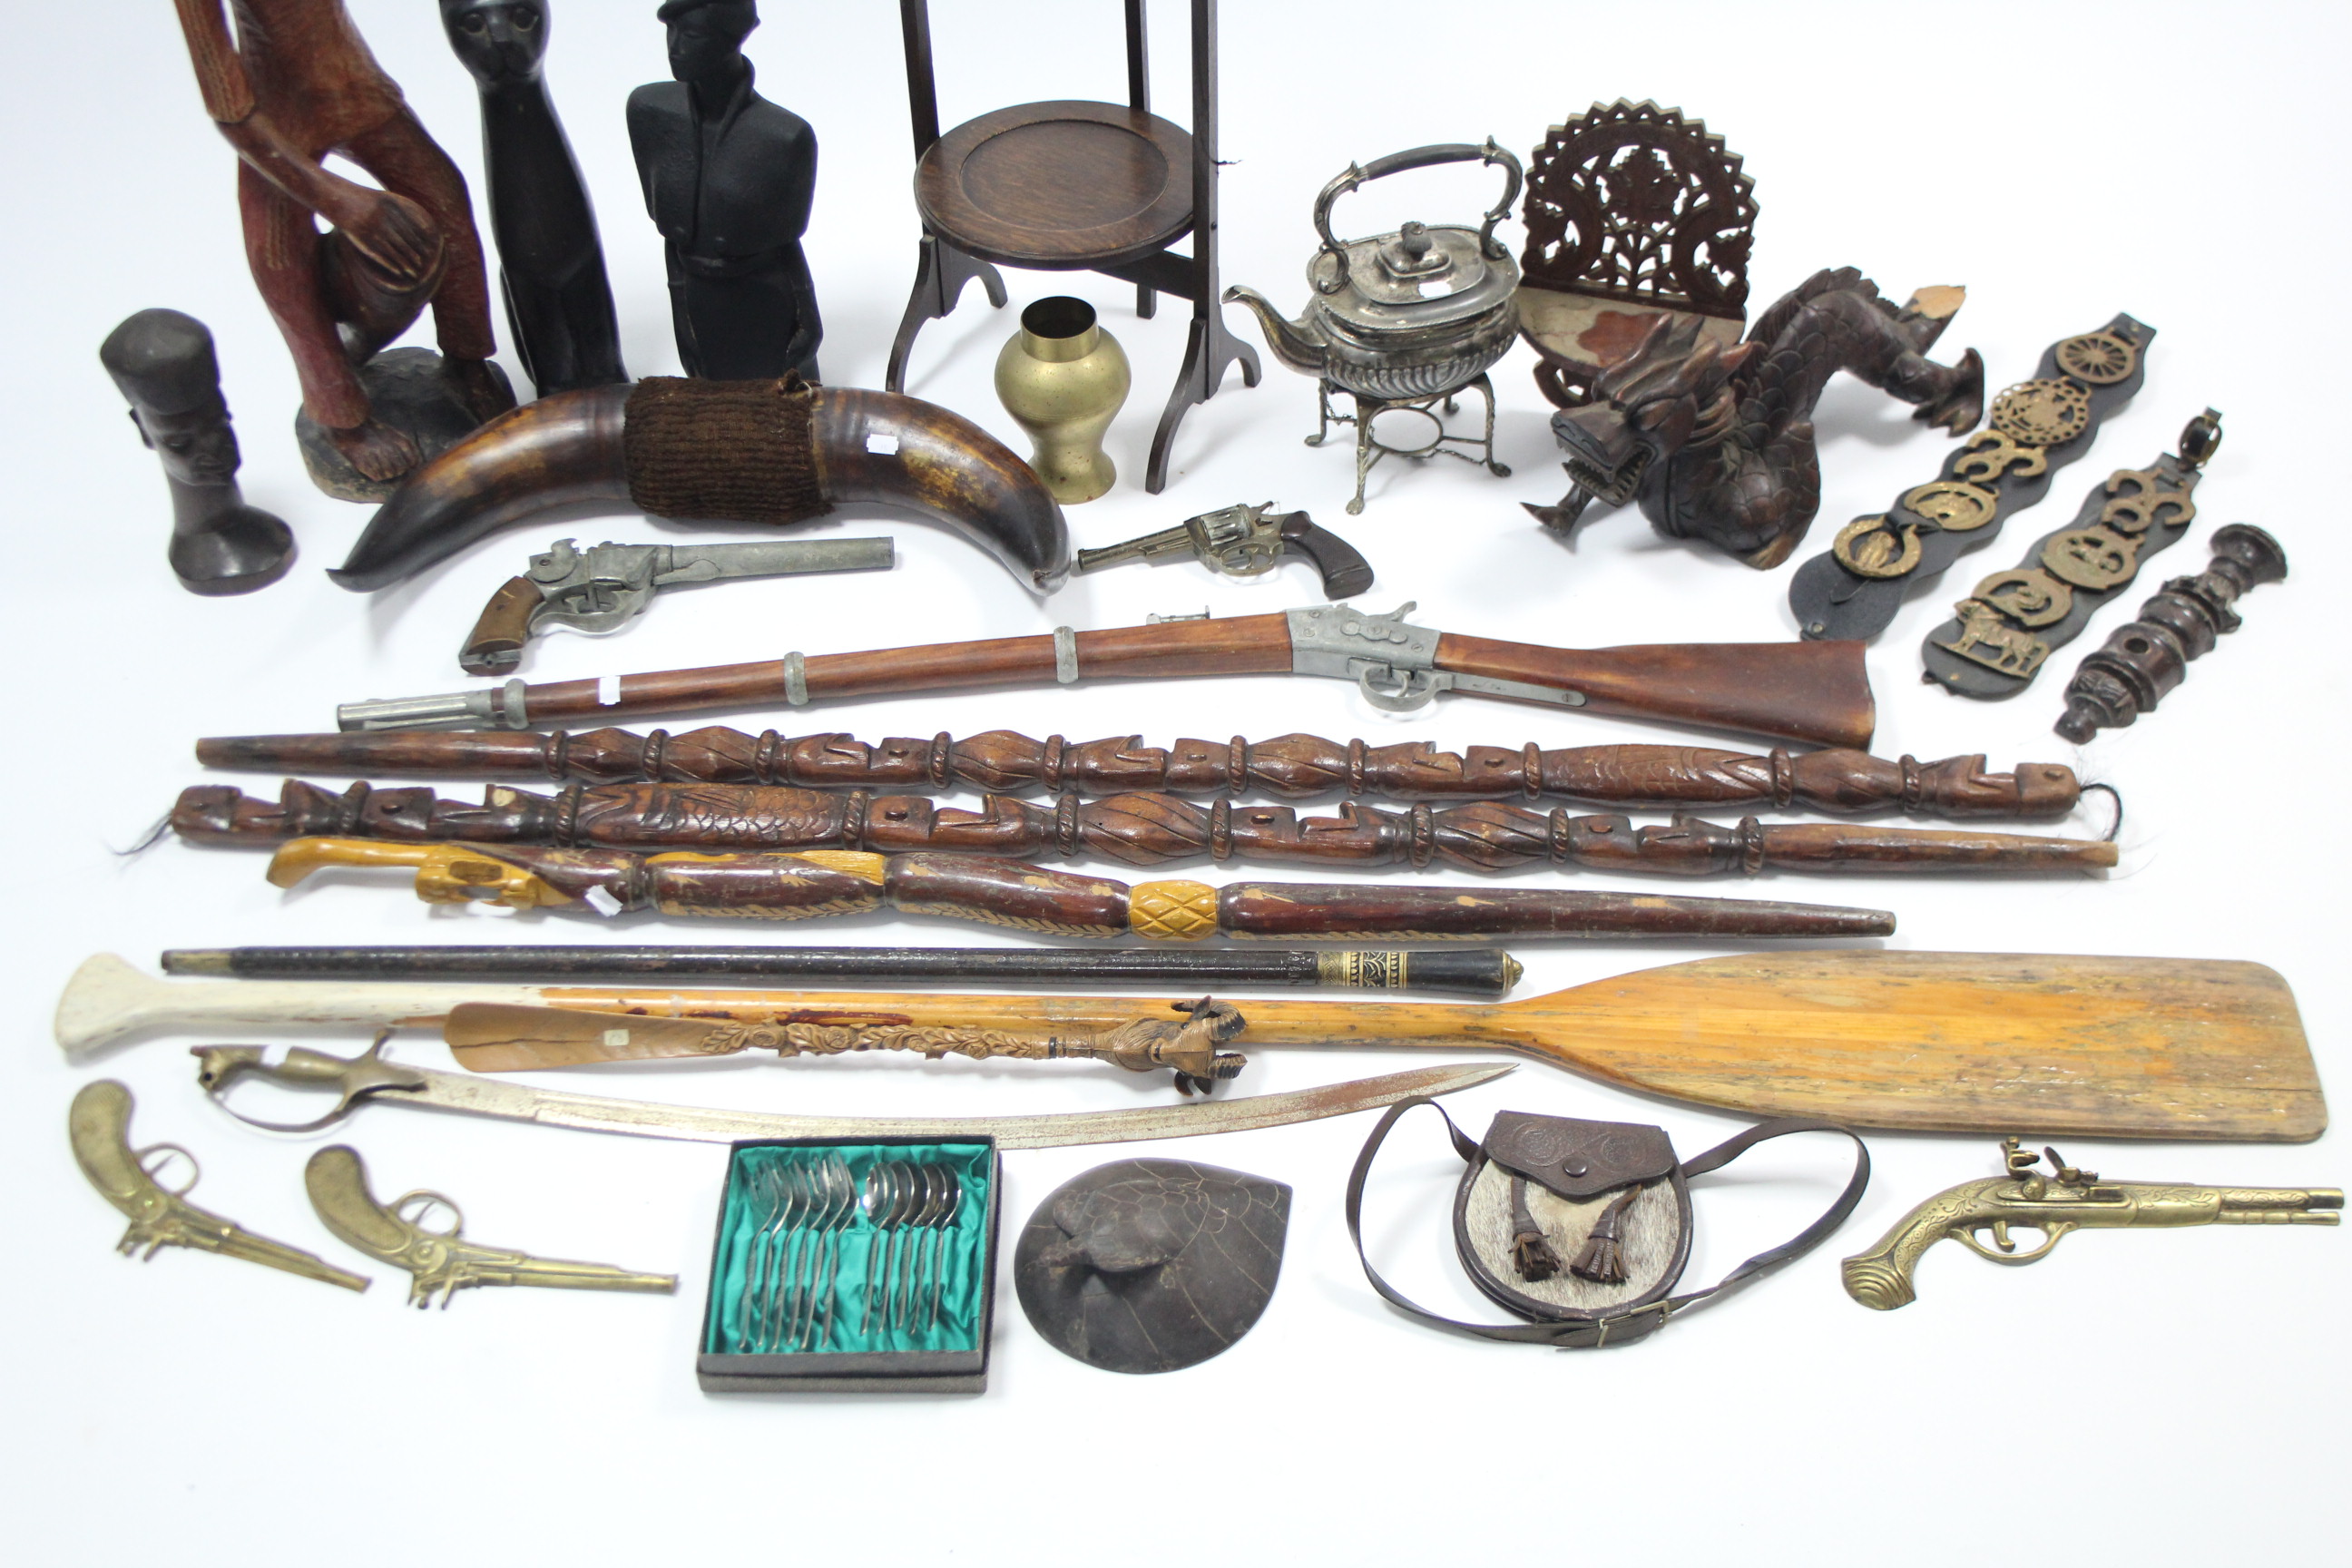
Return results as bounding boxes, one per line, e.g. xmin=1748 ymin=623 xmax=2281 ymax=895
xmin=70 ymin=1079 xmax=368 ymax=1291
xmin=1844 ymin=1137 xmax=2339 ymax=1309
xmin=303 ymin=1144 xmax=676 ymax=1308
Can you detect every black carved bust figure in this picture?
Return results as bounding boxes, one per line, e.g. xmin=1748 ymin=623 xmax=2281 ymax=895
xmin=100 ymin=309 xmax=296 ymax=595
xmin=439 ymin=0 xmax=628 ymax=395
xmin=626 ymin=0 xmax=822 ymax=381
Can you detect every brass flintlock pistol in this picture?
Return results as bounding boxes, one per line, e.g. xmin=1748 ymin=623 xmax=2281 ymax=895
xmin=69 ymin=1080 xmax=368 ymax=1291
xmin=1843 ymin=1137 xmax=2341 ymax=1309
xmin=302 ymin=1144 xmax=676 ymax=1308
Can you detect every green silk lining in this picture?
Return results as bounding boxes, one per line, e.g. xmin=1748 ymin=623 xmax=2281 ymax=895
xmin=707 ymin=1143 xmax=991 ymax=1356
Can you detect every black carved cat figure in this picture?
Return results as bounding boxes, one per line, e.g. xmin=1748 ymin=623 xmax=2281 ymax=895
xmin=1534 ymin=268 xmax=1985 ymax=567
xmin=438 ymin=0 xmax=628 ymax=395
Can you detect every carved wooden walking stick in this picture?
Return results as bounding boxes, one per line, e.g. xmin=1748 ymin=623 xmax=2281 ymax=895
xmin=331 ymin=602 xmax=1877 ymax=750
xmin=440 ymin=997 xmax=1250 ymax=1093
xmin=58 ymin=953 xmax=2323 ymax=1141
xmin=176 ymin=779 xmax=2115 ymax=876
xmin=160 ymin=944 xmax=1524 ymax=997
xmin=260 ymin=840 xmax=1896 ymax=940
xmin=197 ymin=726 xmax=2079 ymax=818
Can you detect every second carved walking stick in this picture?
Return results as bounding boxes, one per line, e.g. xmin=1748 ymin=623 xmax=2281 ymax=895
xmin=177 ymin=778 xmax=2115 ymax=876
xmin=261 ymin=840 xmax=1896 ymax=940
xmin=196 ymin=727 xmax=2082 ymax=818
xmin=439 ymin=997 xmax=1251 ymax=1093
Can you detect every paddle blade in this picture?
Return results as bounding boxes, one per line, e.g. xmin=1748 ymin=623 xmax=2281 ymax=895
xmin=445 ymin=1004 xmax=743 ymax=1070
xmin=1532 ymin=952 xmax=2323 ymax=1142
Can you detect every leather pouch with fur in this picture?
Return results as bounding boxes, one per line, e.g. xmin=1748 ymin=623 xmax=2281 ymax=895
xmin=1347 ymin=1100 xmax=1869 ymax=1348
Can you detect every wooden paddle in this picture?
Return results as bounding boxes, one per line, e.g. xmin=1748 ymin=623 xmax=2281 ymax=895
xmin=57 ymin=952 xmax=2321 ymax=1140
xmin=424 ymin=953 xmax=2319 ymax=1142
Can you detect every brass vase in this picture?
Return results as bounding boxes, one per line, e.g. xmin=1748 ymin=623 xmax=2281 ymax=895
xmin=994 ymin=297 xmax=1130 ymax=503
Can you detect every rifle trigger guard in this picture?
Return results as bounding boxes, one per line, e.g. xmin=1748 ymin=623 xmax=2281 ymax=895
xmin=1357 ymin=662 xmax=1438 ymax=711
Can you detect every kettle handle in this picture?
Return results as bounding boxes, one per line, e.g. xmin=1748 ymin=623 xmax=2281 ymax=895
xmin=1311 ymin=138 xmax=1525 ymax=296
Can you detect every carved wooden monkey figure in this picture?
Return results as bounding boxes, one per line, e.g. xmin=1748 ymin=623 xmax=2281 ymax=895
xmin=169 ymin=0 xmax=515 ymax=485
xmin=438 ymin=0 xmax=628 ymax=396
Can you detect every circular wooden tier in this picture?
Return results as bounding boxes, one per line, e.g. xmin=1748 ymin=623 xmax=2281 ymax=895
xmin=916 ymin=100 xmax=1195 ymax=270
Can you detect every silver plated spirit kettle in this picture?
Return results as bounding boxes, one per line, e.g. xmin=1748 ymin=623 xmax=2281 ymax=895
xmin=1225 ymin=139 xmax=1524 ymax=400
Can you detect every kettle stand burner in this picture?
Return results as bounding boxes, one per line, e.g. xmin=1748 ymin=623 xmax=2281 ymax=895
xmin=1310 ymin=376 xmax=1508 ymax=514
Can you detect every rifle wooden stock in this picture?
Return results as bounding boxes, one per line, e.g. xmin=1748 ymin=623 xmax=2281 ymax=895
xmin=1433 ymin=633 xmax=1874 ymax=749
xmin=197 ymin=726 xmax=2083 ymax=819
xmin=333 ymin=610 xmax=1876 ymax=749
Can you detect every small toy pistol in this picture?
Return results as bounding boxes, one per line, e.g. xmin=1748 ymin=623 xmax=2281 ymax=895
xmin=303 ymin=1144 xmax=676 ymax=1308
xmin=70 ymin=1079 xmax=368 ymax=1291
xmin=1074 ymin=502 xmax=1375 ymax=598
xmin=1844 ymin=1137 xmax=2339 ymax=1309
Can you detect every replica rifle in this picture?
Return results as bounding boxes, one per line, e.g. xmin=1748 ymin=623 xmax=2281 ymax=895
xmin=58 ymin=952 xmax=2324 ymax=1141
xmin=332 ymin=601 xmax=1878 ymax=749
xmin=257 ymin=838 xmax=1896 ymax=940
xmin=196 ymin=726 xmax=2081 ymax=819
xmin=175 ymin=778 xmax=2116 ymax=876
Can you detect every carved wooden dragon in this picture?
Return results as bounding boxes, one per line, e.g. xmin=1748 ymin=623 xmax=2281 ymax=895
xmin=1532 ymin=267 xmax=1985 ymax=567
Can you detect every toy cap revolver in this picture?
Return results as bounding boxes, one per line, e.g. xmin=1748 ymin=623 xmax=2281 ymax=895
xmin=459 ymin=535 xmax=893 ymax=676
xmin=303 ymin=1144 xmax=676 ymax=1308
xmin=1074 ymin=502 xmax=1374 ymax=598
xmin=1843 ymin=1137 xmax=2340 ymax=1309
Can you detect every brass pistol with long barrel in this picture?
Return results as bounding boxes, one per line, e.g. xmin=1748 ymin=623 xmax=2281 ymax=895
xmin=1844 ymin=1137 xmax=2340 ymax=1309
xmin=70 ymin=1080 xmax=368 ymax=1291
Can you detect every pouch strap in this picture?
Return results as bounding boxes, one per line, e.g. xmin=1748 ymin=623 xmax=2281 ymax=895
xmin=1345 ymin=1098 xmax=1871 ymax=1348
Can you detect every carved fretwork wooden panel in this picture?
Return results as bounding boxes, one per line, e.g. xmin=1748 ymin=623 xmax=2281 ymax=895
xmin=1520 ymin=100 xmax=1757 ymax=316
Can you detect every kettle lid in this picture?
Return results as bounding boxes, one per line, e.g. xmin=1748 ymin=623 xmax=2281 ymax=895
xmin=1308 ymin=220 xmax=1517 ymax=329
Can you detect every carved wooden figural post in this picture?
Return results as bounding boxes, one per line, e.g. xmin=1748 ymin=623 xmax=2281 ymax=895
xmin=167 ymin=0 xmax=516 ymax=496
xmin=100 ymin=309 xmax=295 ymax=595
xmin=438 ymin=0 xmax=628 ymax=396
xmin=627 ymin=0 xmax=823 ymax=380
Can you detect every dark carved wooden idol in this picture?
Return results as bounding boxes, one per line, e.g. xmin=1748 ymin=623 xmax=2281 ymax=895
xmin=169 ymin=0 xmax=516 ymax=498
xmin=1014 ymin=1159 xmax=1290 ymax=1374
xmin=439 ymin=0 xmax=627 ymax=396
xmin=2054 ymin=524 xmax=2287 ymax=742
xmin=628 ymin=0 xmax=821 ymax=380
xmin=100 ymin=309 xmax=295 ymax=594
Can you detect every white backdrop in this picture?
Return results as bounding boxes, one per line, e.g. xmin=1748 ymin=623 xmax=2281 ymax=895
xmin=5 ymin=2 xmax=2346 ymax=1562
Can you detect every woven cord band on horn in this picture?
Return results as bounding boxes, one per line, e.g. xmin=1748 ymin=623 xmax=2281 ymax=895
xmin=622 ymin=375 xmax=830 ymax=525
